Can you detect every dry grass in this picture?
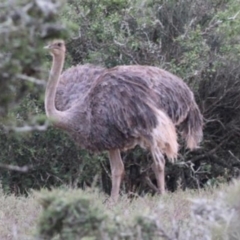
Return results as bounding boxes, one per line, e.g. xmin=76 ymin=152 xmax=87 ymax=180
xmin=0 ymin=182 xmax=238 ymax=240
xmin=0 ymin=189 xmax=41 ymax=240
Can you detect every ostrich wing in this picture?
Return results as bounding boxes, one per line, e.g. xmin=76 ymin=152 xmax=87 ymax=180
xmin=110 ymin=66 xmax=194 ymax=125
xmin=55 ymin=64 xmax=105 ymax=111
xmin=56 ymin=64 xmax=193 ymax=125
xmin=77 ymin=69 xmax=162 ymax=152
xmin=106 ymin=66 xmax=202 ymax=149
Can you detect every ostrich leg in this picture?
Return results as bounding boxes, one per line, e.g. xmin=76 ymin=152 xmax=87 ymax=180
xmin=151 ymin=150 xmax=166 ymax=194
xmin=108 ymin=149 xmax=124 ymax=202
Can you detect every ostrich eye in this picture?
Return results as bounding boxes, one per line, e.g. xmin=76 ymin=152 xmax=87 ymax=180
xmin=57 ymin=43 xmax=62 ymax=47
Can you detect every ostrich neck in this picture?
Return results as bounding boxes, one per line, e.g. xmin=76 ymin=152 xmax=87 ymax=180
xmin=45 ymin=54 xmax=68 ymax=128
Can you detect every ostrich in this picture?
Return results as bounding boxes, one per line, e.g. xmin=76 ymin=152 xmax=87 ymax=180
xmin=44 ymin=39 xmax=203 ymax=201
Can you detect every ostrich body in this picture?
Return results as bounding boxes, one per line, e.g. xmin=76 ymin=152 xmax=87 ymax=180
xmin=45 ymin=40 xmax=203 ymax=201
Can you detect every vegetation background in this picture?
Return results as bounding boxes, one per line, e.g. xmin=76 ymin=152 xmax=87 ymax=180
xmin=1 ymin=0 xmax=240 ymax=195
xmin=1 ymin=0 xmax=240 ymax=239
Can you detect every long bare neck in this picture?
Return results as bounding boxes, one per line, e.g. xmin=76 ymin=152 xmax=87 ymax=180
xmin=45 ymin=53 xmax=68 ymax=128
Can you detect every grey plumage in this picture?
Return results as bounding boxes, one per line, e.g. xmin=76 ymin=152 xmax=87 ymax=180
xmin=55 ymin=64 xmax=105 ymax=111
xmin=56 ymin=65 xmax=203 ymax=151
xmin=45 ymin=40 xmax=203 ymax=201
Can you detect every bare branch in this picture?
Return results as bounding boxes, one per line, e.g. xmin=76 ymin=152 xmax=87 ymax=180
xmin=0 ymin=163 xmax=33 ymax=172
xmin=182 ymin=17 xmax=197 ymax=39
xmin=228 ymin=11 xmax=240 ymax=20
xmin=228 ymin=150 xmax=240 ymax=162
xmin=3 ymin=122 xmax=49 ymax=133
xmin=17 ymin=74 xmax=46 ymax=86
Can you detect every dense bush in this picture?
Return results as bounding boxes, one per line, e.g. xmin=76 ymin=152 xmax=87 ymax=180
xmin=0 ymin=0 xmax=68 ymax=119
xmin=1 ymin=0 xmax=240 ymax=196
xmin=65 ymin=0 xmax=240 ymax=193
xmin=36 ymin=181 xmax=240 ymax=240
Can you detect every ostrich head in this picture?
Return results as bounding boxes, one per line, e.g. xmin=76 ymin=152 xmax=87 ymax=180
xmin=44 ymin=39 xmax=66 ymax=56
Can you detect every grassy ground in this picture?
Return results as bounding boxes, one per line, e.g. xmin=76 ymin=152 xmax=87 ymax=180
xmin=0 ymin=189 xmax=40 ymax=240
xmin=0 ymin=182 xmax=239 ymax=240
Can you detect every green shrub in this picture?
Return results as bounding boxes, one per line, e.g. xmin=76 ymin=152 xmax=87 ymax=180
xmin=0 ymin=0 xmax=69 ymax=119
xmin=1 ymin=0 xmax=240 ymax=196
xmin=36 ymin=181 xmax=240 ymax=240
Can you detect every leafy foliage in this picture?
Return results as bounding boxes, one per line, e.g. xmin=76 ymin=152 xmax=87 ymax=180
xmin=38 ymin=189 xmax=107 ymax=239
xmin=36 ymin=181 xmax=240 ymax=240
xmin=0 ymin=123 xmax=105 ymax=195
xmin=1 ymin=0 xmax=240 ymax=196
xmin=0 ymin=0 xmax=68 ymax=119
xmin=64 ymin=0 xmax=240 ymax=194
